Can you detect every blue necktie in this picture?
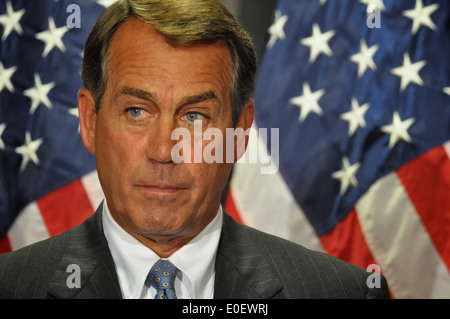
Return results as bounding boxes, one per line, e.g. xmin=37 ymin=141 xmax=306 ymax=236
xmin=145 ymin=259 xmax=179 ymax=299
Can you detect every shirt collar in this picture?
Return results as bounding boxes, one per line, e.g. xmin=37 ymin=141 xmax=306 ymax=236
xmin=169 ymin=205 xmax=223 ymax=298
xmin=102 ymin=200 xmax=222 ymax=299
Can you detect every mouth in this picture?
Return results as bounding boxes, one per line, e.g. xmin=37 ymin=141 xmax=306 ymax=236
xmin=135 ymin=184 xmax=188 ymax=194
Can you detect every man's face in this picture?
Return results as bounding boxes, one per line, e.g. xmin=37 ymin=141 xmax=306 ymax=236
xmin=78 ymin=18 xmax=253 ymax=252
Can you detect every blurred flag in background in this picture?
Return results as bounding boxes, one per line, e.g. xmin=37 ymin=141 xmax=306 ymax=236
xmin=225 ymin=0 xmax=450 ymax=298
xmin=1 ymin=0 xmax=449 ymax=300
xmin=0 ymin=0 xmax=114 ymax=253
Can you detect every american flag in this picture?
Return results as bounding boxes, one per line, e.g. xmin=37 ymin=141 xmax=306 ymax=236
xmin=0 ymin=0 xmax=114 ymax=253
xmin=225 ymin=0 xmax=450 ymax=298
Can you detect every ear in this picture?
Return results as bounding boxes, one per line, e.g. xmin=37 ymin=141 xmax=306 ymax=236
xmin=78 ymin=88 xmax=97 ymax=154
xmin=234 ymin=100 xmax=254 ymax=162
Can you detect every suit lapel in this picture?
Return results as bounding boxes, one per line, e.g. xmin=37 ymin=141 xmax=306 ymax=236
xmin=214 ymin=213 xmax=284 ymax=299
xmin=46 ymin=207 xmax=284 ymax=299
xmin=47 ymin=203 xmax=122 ymax=299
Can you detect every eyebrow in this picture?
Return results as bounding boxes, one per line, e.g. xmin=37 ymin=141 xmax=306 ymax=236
xmin=117 ymin=86 xmax=155 ymax=101
xmin=180 ymin=91 xmax=220 ymax=106
xmin=117 ymin=86 xmax=219 ymax=106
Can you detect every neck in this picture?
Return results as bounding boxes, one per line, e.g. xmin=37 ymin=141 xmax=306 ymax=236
xmin=117 ymin=210 xmax=219 ymax=258
xmin=133 ymin=233 xmax=195 ymax=258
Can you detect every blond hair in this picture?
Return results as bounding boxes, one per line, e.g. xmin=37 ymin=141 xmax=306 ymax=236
xmin=81 ymin=0 xmax=257 ymax=126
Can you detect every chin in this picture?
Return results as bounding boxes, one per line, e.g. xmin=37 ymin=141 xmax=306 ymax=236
xmin=131 ymin=209 xmax=189 ymax=237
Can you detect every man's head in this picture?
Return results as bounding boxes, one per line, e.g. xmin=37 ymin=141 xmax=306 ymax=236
xmin=81 ymin=0 xmax=256 ymax=126
xmin=78 ymin=0 xmax=256 ymax=256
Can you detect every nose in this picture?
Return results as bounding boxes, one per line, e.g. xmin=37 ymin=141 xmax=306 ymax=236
xmin=146 ymin=117 xmax=177 ymax=164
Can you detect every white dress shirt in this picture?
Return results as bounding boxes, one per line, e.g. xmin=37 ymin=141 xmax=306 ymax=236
xmin=102 ymin=200 xmax=222 ymax=299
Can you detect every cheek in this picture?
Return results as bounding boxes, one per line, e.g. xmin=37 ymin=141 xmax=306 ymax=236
xmin=188 ymin=129 xmax=233 ymax=192
xmin=95 ymin=116 xmax=141 ymax=187
xmin=189 ymin=161 xmax=232 ymax=197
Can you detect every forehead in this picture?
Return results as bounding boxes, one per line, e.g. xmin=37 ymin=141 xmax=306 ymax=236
xmin=106 ymin=17 xmax=232 ymax=101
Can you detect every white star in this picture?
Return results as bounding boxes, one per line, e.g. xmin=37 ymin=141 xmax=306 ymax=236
xmin=96 ymin=0 xmax=117 ymax=7
xmin=0 ymin=123 xmax=6 ymax=150
xmin=35 ymin=17 xmax=68 ymax=57
xmin=23 ymin=73 xmax=55 ymax=114
xmin=300 ymin=23 xmax=336 ymax=63
xmin=289 ymin=82 xmax=325 ymax=122
xmin=0 ymin=1 xmax=25 ymax=40
xmin=0 ymin=61 xmax=17 ymax=92
xmin=391 ymin=53 xmax=426 ymax=92
xmin=360 ymin=0 xmax=385 ymax=12
xmin=350 ymin=39 xmax=379 ymax=78
xmin=444 ymin=87 xmax=450 ymax=96
xmin=15 ymin=131 xmax=44 ymax=171
xmin=332 ymin=157 xmax=361 ymax=194
xmin=68 ymin=107 xmax=79 ymax=118
xmin=403 ymin=0 xmax=439 ymax=35
xmin=267 ymin=10 xmax=288 ymax=49
xmin=340 ymin=98 xmax=370 ymax=136
xmin=381 ymin=111 xmax=415 ymax=149
xmin=68 ymin=107 xmax=80 ymax=133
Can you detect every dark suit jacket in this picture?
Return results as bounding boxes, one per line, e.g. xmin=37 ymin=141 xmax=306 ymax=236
xmin=0 ymin=204 xmax=390 ymax=299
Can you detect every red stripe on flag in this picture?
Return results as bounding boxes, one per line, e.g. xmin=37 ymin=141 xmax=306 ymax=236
xmin=320 ymin=208 xmax=376 ymax=270
xmin=224 ymin=188 xmax=243 ymax=224
xmin=396 ymin=145 xmax=450 ymax=271
xmin=0 ymin=235 xmax=12 ymax=254
xmin=37 ymin=179 xmax=95 ymax=237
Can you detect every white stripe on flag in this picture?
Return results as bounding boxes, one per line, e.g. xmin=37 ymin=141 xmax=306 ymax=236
xmin=230 ymin=125 xmax=323 ymax=252
xmin=7 ymin=201 xmax=49 ymax=251
xmin=81 ymin=170 xmax=104 ymax=211
xmin=430 ymin=260 xmax=450 ymax=299
xmin=356 ymin=171 xmax=450 ymax=298
xmin=444 ymin=141 xmax=450 ymax=160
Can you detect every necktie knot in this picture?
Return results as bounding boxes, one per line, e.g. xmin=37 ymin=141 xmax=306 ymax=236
xmin=146 ymin=259 xmax=179 ymax=299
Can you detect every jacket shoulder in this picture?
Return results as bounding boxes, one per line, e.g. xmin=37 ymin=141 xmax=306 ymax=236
xmin=0 ymin=228 xmax=73 ymax=298
xmin=0 ymin=209 xmax=102 ymax=299
xmin=222 ymin=214 xmax=389 ymax=299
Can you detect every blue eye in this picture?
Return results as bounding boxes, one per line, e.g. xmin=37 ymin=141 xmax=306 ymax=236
xmin=185 ymin=112 xmax=205 ymax=122
xmin=127 ymin=107 xmax=144 ymax=118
